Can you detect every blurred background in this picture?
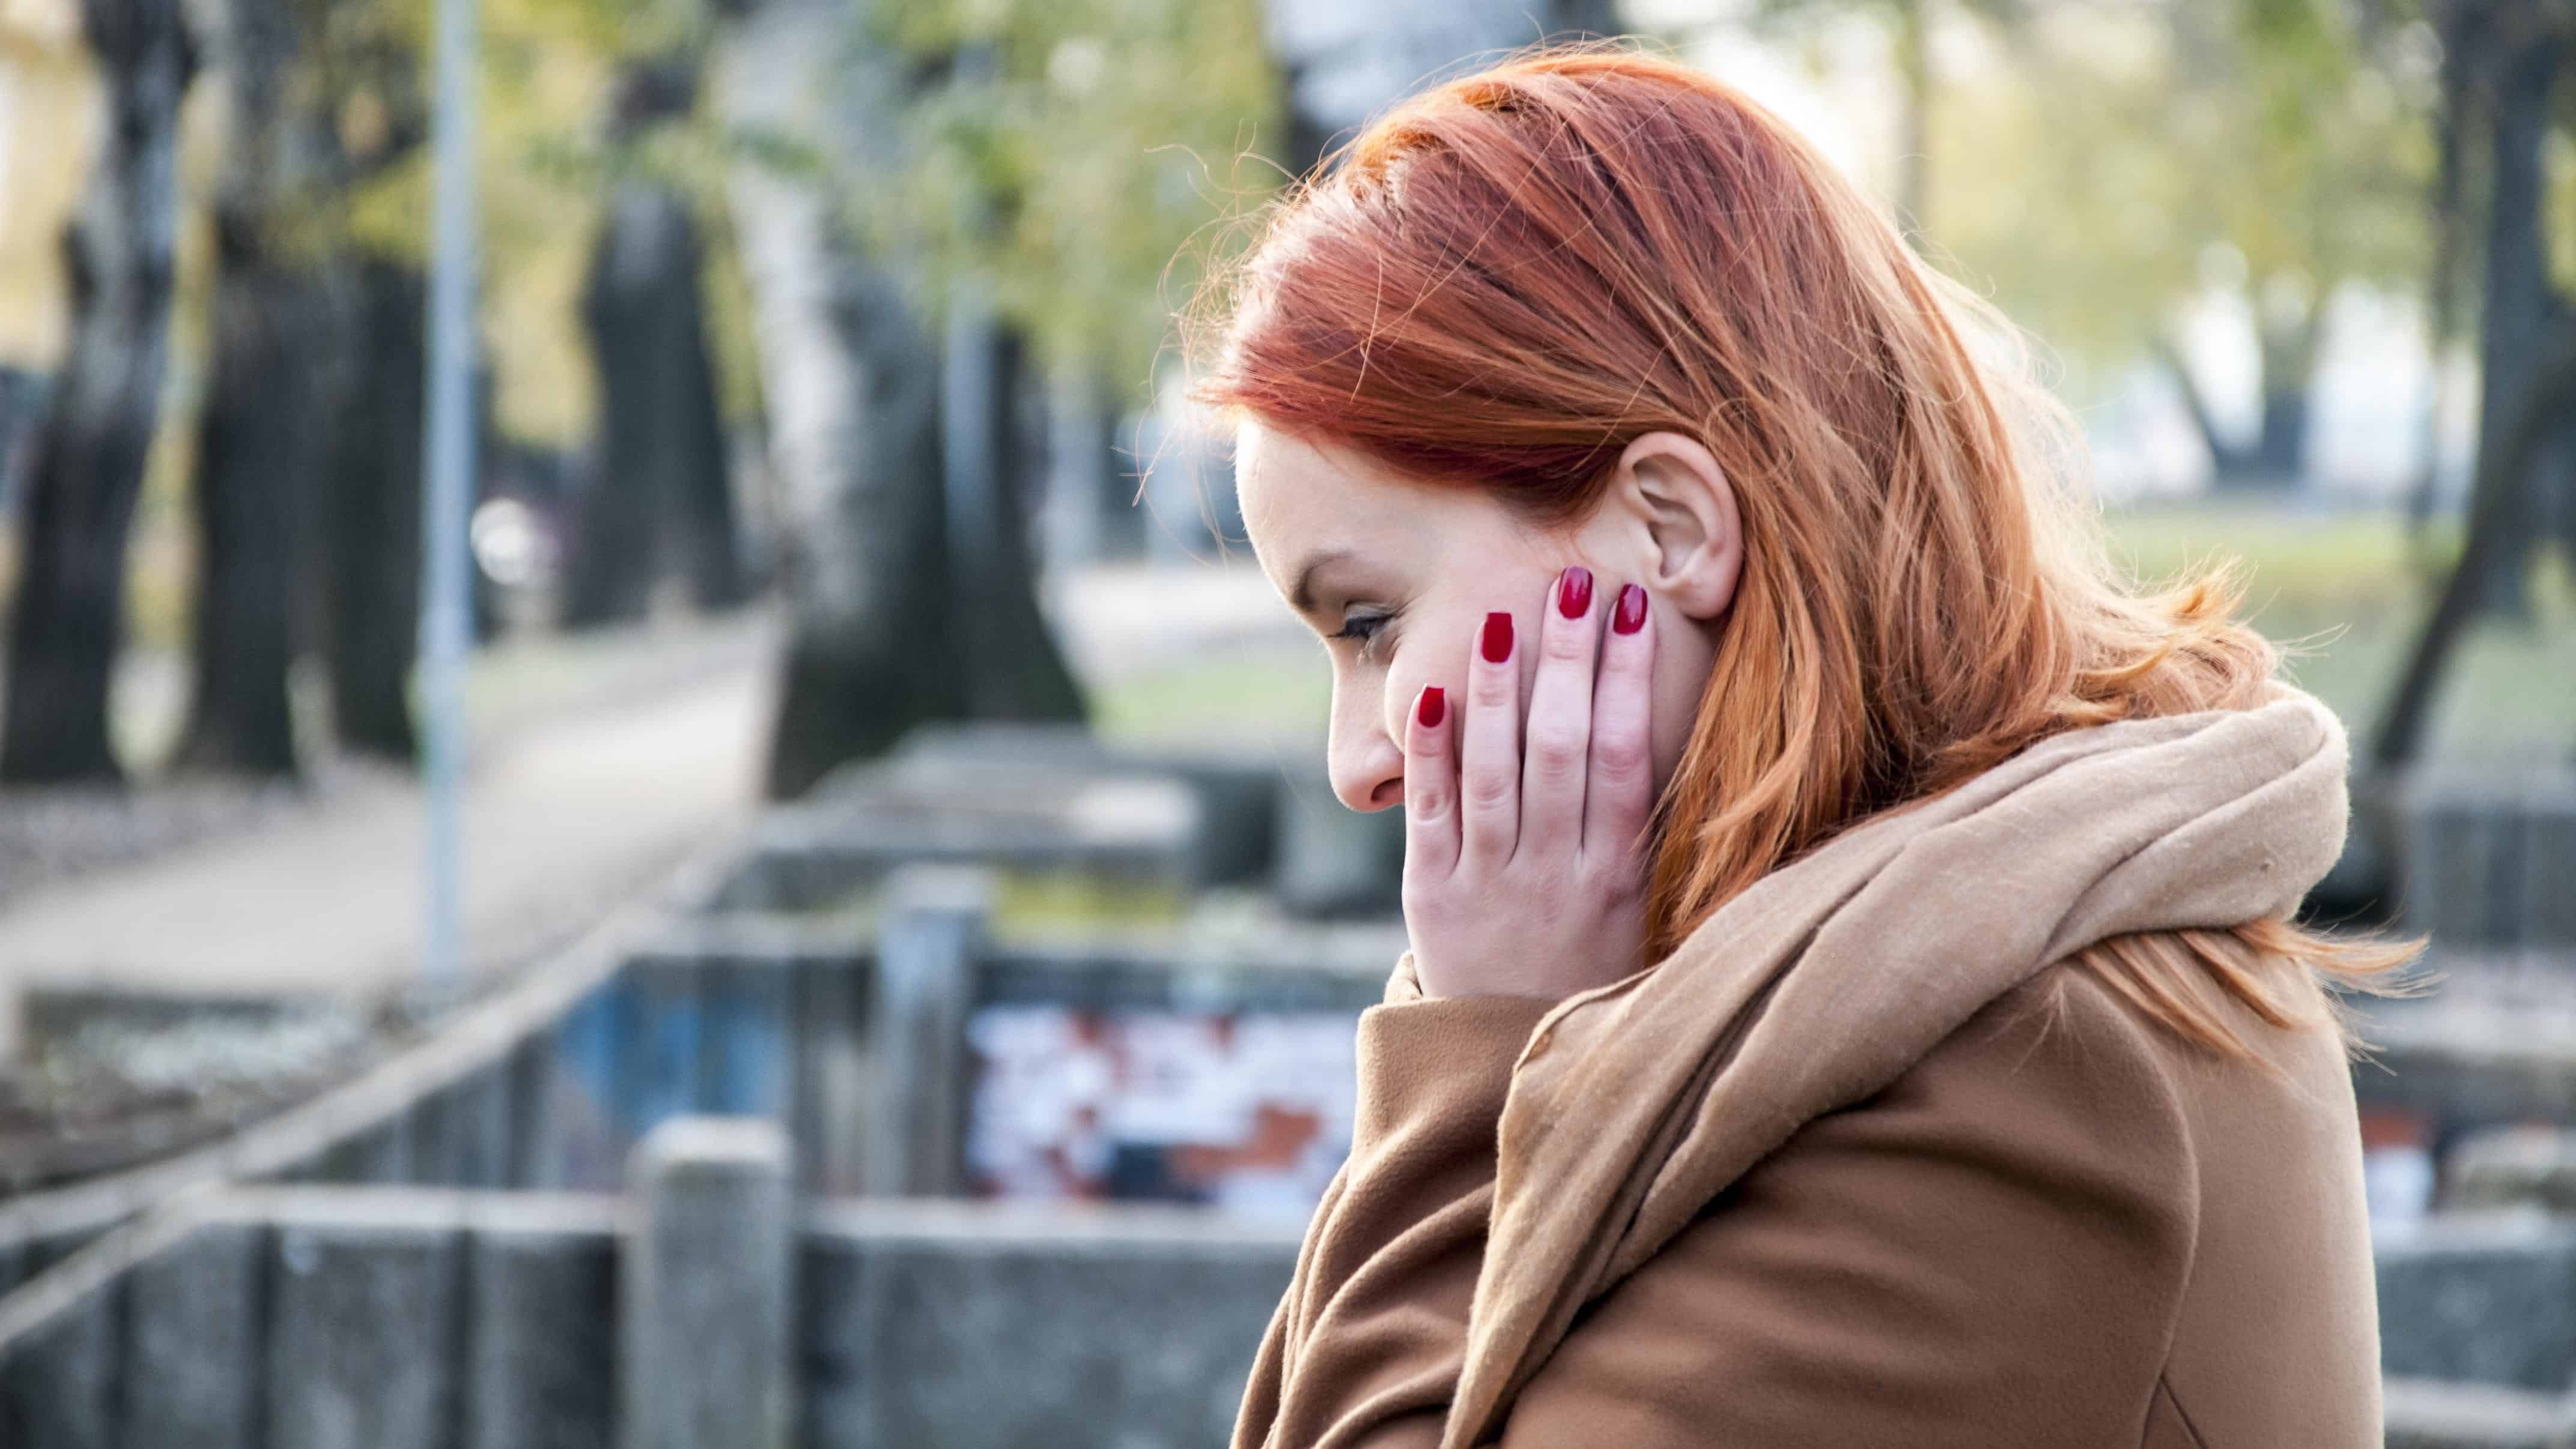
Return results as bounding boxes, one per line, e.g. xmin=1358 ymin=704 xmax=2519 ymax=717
xmin=0 ymin=0 xmax=2571 ymax=1444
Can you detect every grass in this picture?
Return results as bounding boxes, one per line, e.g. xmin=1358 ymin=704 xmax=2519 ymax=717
xmin=2101 ymin=498 xmax=2572 ymax=767
xmin=1092 ymin=639 xmax=1329 ymax=749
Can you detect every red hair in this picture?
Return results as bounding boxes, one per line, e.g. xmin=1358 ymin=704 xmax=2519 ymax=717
xmin=1182 ymin=41 xmax=2426 ymax=1066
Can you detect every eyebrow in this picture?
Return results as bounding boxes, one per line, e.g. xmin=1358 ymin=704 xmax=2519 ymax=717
xmin=1289 ymin=547 xmax=1358 ymax=617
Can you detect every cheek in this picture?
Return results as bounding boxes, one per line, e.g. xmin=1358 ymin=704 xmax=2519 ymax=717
xmin=1641 ymin=626 xmax=1703 ymax=796
xmin=1381 ymin=633 xmax=1463 ymax=737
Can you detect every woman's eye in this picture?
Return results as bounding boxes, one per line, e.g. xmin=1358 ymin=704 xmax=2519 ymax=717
xmin=1331 ymin=612 xmax=1391 ymax=663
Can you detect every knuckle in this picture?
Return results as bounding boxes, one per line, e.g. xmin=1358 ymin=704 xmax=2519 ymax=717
xmin=1526 ymin=725 xmax=1585 ymax=779
xmin=1541 ymin=624 xmax=1590 ymax=663
xmin=1462 ymin=764 xmax=1514 ymax=808
xmin=1406 ymin=779 xmax=1447 ymax=819
xmin=1591 ymin=723 xmax=1651 ymax=780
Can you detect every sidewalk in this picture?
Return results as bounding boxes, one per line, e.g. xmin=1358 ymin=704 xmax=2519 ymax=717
xmin=0 ymin=610 xmax=780 ymax=1060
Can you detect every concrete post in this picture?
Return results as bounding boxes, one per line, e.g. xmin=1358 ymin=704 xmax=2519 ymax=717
xmin=470 ymin=1198 xmax=617 ymax=1449
xmin=866 ymin=866 xmax=990 ymax=1197
xmin=123 ymin=1218 xmax=262 ymax=1447
xmin=2527 ymin=780 xmax=2576 ymax=947
xmin=266 ymin=1198 xmax=464 ymax=1449
xmin=0 ymin=1280 xmax=113 ymax=1449
xmin=2403 ymin=782 xmax=2506 ymax=946
xmin=794 ymin=943 xmax=869 ymax=1196
xmin=621 ymin=1117 xmax=794 ymax=1449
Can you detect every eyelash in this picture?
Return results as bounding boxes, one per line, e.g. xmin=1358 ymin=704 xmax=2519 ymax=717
xmin=1331 ymin=612 xmax=1393 ymax=663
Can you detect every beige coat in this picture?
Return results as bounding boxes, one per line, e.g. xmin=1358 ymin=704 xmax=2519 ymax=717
xmin=1232 ymin=684 xmax=2382 ymax=1448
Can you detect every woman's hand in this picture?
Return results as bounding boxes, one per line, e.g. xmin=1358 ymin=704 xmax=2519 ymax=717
xmin=1402 ymin=565 xmax=1656 ymax=1000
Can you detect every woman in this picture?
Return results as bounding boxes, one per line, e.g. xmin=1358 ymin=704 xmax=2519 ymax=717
xmin=1182 ymin=41 xmax=2428 ymax=1449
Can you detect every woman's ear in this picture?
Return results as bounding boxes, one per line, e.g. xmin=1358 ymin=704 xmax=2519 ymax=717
xmin=1603 ymin=431 xmax=1742 ymax=622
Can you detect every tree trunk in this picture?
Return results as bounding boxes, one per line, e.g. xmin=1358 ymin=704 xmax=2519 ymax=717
xmin=941 ymin=296 xmax=1086 ymax=723
xmin=319 ymin=259 xmax=425 ymax=760
xmin=2464 ymin=25 xmax=2566 ymax=621
xmin=763 ymin=260 xmax=958 ymax=798
xmin=2375 ymin=316 xmax=2576 ymax=768
xmin=2152 ymin=333 xmax=2252 ymax=482
xmin=0 ymin=369 xmax=47 ymax=508
xmin=2240 ymin=290 xmax=2328 ymax=491
xmin=672 ymin=281 xmax=747 ymax=611
xmin=719 ymin=0 xmax=963 ymax=800
xmin=175 ymin=261 xmax=325 ymax=774
xmin=0 ymin=0 xmax=197 ymax=784
xmin=2405 ymin=0 xmax=2483 ymax=551
xmin=564 ymin=179 xmax=742 ymax=626
xmin=174 ymin=0 xmax=324 ymax=776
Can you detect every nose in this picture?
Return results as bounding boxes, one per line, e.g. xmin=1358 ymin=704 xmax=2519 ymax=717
xmin=1328 ymin=721 xmax=1406 ymax=813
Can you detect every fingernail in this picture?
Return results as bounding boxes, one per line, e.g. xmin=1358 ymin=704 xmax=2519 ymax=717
xmin=1417 ymin=685 xmax=1445 ymax=728
xmin=1557 ymin=565 xmax=1593 ymax=619
xmin=1481 ymin=611 xmax=1513 ymax=663
xmin=1612 ymin=584 xmax=1647 ymax=634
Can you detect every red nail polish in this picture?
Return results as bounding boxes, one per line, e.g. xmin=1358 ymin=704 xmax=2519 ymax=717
xmin=1557 ymin=565 xmax=1593 ymax=619
xmin=1417 ymin=685 xmax=1445 ymax=728
xmin=1481 ymin=611 xmax=1513 ymax=663
xmin=1612 ymin=584 xmax=1647 ymax=634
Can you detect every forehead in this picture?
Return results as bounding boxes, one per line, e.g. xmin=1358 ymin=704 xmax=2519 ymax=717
xmin=1235 ymin=421 xmax=1426 ymax=551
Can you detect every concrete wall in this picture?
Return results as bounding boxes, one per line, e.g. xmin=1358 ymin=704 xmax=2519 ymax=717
xmin=11 ymin=1146 xmax=2575 ymax=1449
xmin=0 ymin=849 xmax=1391 ymax=1301
xmin=804 ymin=1201 xmax=1295 ymax=1448
xmin=0 ymin=1120 xmax=1303 ymax=1449
xmin=2395 ymin=774 xmax=2576 ymax=952
xmin=2380 ymin=1214 xmax=2576 ymax=1448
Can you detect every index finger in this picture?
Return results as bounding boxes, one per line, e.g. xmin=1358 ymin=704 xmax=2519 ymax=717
xmin=1403 ymin=682 xmax=1460 ymax=886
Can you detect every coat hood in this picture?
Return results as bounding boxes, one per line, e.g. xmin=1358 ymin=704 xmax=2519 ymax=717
xmin=1390 ymin=681 xmax=2356 ymax=1449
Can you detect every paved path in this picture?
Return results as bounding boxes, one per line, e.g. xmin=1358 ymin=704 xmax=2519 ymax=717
xmin=0 ymin=612 xmax=780 ymax=1060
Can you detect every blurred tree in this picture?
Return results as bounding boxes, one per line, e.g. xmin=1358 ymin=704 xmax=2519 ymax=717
xmin=562 ymin=51 xmax=746 ymax=626
xmin=174 ymin=0 xmax=336 ymax=776
xmin=0 ymin=0 xmax=199 ymax=783
xmin=869 ymin=0 xmax=1280 ymax=406
xmin=717 ymin=0 xmax=957 ymax=798
xmin=323 ymin=257 xmax=430 ymax=758
xmin=1919 ymin=0 xmax=2435 ymax=491
xmin=726 ymin=0 xmax=1280 ymax=797
xmin=174 ymin=0 xmax=753 ymax=765
xmin=554 ymin=0 xmax=749 ymax=628
xmin=942 ymin=294 xmax=1084 ymax=722
xmin=2436 ymin=1 xmax=2576 ymax=616
xmin=904 ymin=36 xmax=1082 ymax=729
xmin=1747 ymin=0 xmax=2029 ymax=242
xmin=176 ymin=0 xmax=431 ymax=769
xmin=2377 ymin=0 xmax=2576 ymax=765
xmin=1265 ymin=0 xmax=1618 ymax=186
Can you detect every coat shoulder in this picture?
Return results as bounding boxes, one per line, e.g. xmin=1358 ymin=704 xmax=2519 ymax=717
xmin=1504 ymin=946 xmax=2205 ymax=1446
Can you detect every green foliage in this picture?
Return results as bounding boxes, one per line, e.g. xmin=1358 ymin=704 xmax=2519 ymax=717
xmin=324 ymin=0 xmax=792 ymax=443
xmin=1734 ymin=0 xmax=2437 ymax=397
xmin=857 ymin=0 xmax=1286 ymax=404
xmin=1924 ymin=0 xmax=2437 ymax=387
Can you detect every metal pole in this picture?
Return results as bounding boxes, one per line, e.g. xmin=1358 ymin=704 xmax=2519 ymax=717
xmin=419 ymin=0 xmax=478 ymax=985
